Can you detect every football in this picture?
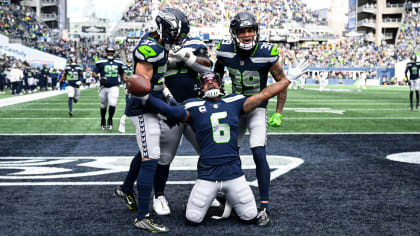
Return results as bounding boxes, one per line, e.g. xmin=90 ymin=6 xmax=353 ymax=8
xmin=126 ymin=74 xmax=151 ymax=97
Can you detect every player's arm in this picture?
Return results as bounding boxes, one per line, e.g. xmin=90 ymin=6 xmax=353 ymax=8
xmin=145 ymin=94 xmax=190 ymax=122
xmin=213 ymin=59 xmax=225 ymax=79
xmin=405 ymin=66 xmax=409 ymax=79
xmin=119 ymin=64 xmax=127 ymax=81
xmin=267 ymin=60 xmax=288 ymax=127
xmin=135 ymin=61 xmax=153 ymax=80
xmin=172 ymin=47 xmax=212 ymax=73
xmin=58 ymin=71 xmax=67 ymax=84
xmin=243 ymin=78 xmax=290 ymax=114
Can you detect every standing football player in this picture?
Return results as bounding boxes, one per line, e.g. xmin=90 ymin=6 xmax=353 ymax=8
xmin=142 ymin=70 xmax=307 ymax=225
xmin=113 ymin=8 xmax=198 ymax=233
xmin=405 ymin=54 xmax=420 ymax=111
xmin=214 ymin=11 xmax=305 ymax=226
xmin=151 ymin=9 xmax=214 ymax=216
xmin=319 ymin=70 xmax=329 ymax=91
xmin=118 ymin=58 xmax=134 ymax=133
xmin=58 ymin=58 xmax=83 ymax=117
xmin=92 ymin=47 xmax=126 ymax=130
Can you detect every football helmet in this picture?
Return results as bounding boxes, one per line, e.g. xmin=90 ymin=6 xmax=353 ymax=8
xmin=198 ymin=72 xmax=224 ymax=98
xmin=69 ymin=56 xmax=77 ymax=67
xmin=105 ymin=46 xmax=115 ymax=60
xmin=411 ymin=54 xmax=417 ymax=62
xmin=155 ymin=8 xmax=186 ymax=51
xmin=229 ymin=11 xmax=259 ymax=51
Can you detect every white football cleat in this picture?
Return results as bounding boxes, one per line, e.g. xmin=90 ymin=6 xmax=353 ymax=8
xmin=153 ymin=195 xmax=171 ymax=216
xmin=118 ymin=115 xmax=126 ymax=133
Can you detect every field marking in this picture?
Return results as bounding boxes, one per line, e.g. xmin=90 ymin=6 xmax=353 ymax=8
xmin=386 ymin=152 xmax=420 ymax=164
xmin=0 ymin=155 xmax=303 ymax=186
xmin=1 ymin=117 xmax=420 ymax=120
xmin=0 ymin=90 xmax=67 ymax=108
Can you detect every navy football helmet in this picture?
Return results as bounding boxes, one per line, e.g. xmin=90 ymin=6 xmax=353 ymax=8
xmin=105 ymin=46 xmax=115 ymax=60
xmin=155 ymin=8 xmax=189 ymax=50
xmin=411 ymin=54 xmax=417 ymax=62
xmin=197 ymin=72 xmax=224 ymax=98
xmin=229 ymin=11 xmax=259 ymax=51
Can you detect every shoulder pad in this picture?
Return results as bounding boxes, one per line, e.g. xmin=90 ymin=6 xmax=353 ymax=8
xmin=222 ymin=93 xmax=245 ymax=103
xmin=258 ymin=43 xmax=279 ymax=56
xmin=216 ymin=40 xmax=233 ymax=51
xmin=96 ymin=59 xmax=107 ymax=64
xmin=184 ymin=99 xmax=205 ymax=109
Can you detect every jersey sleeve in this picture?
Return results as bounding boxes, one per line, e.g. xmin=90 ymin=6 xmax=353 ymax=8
xmin=134 ymin=40 xmax=164 ymax=64
xmin=259 ymin=43 xmax=280 ymax=67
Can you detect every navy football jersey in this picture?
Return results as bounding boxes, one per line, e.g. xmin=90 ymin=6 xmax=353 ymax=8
xmin=64 ymin=64 xmax=83 ymax=87
xmin=405 ymin=62 xmax=420 ymax=80
xmin=123 ymin=64 xmax=134 ymax=78
xmin=164 ymin=38 xmax=208 ymax=102
xmin=216 ymin=40 xmax=279 ymax=106
xmin=184 ymin=93 xmax=247 ymax=181
xmin=125 ymin=32 xmax=168 ymax=116
xmin=94 ymin=58 xmax=124 ymax=87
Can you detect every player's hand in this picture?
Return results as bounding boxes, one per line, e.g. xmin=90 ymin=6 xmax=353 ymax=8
xmin=172 ymin=47 xmax=195 ymax=63
xmin=165 ymin=95 xmax=178 ymax=106
xmin=288 ymin=60 xmax=310 ymax=81
xmin=268 ymin=113 xmax=282 ymax=127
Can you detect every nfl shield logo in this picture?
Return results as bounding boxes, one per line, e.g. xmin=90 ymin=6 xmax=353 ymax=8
xmin=240 ymin=61 xmax=244 ymax=66
xmin=213 ymin=104 xmax=219 ymax=109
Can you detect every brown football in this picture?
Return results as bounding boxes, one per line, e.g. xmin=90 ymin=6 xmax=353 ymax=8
xmin=126 ymin=74 xmax=151 ymax=96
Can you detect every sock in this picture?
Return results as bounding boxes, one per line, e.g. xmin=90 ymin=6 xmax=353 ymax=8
xmin=251 ymin=146 xmax=270 ymax=206
xmin=137 ymin=159 xmax=158 ymax=220
xmin=108 ymin=106 xmax=116 ymax=122
xmin=122 ymin=152 xmax=142 ymax=194
xmin=68 ymin=97 xmax=73 ymax=112
xmin=100 ymin=107 xmax=107 ymax=124
xmin=410 ymin=91 xmax=414 ymax=108
xmin=260 ymin=202 xmax=269 ymax=210
xmin=154 ymin=164 xmax=170 ymax=197
xmin=416 ymin=91 xmax=419 ymax=108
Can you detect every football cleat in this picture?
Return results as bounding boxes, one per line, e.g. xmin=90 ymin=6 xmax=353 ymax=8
xmin=101 ymin=119 xmax=106 ymax=130
xmin=114 ymin=185 xmax=137 ymax=211
xmin=73 ymin=98 xmax=78 ymax=104
xmin=134 ymin=215 xmax=169 ymax=233
xmin=153 ymin=195 xmax=171 ymax=215
xmin=69 ymin=112 xmax=72 ymax=117
xmin=256 ymin=208 xmax=270 ymax=226
xmin=107 ymin=119 xmax=113 ymax=130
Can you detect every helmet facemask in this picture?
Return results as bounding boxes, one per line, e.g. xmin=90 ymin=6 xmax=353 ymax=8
xmin=199 ymin=73 xmax=224 ymax=99
xmin=229 ymin=12 xmax=259 ymax=51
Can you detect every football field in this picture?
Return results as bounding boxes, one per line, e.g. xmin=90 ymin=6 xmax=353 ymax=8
xmin=0 ymin=85 xmax=420 ymax=235
xmin=0 ymin=85 xmax=419 ymax=133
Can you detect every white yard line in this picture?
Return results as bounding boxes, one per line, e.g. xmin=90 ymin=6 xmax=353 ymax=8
xmin=0 ymin=117 xmax=419 ymax=120
xmin=0 ymin=90 xmax=67 ymax=108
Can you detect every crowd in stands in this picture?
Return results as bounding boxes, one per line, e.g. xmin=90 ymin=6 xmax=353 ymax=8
xmin=396 ymin=6 xmax=420 ymax=59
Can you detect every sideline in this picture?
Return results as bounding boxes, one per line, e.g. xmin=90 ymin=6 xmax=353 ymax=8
xmin=0 ymin=90 xmax=67 ymax=108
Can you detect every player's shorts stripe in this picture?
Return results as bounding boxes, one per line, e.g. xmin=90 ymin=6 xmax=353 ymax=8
xmin=137 ymin=114 xmax=149 ymax=159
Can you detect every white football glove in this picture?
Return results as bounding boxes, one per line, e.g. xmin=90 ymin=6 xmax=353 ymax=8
xmin=75 ymin=81 xmax=82 ymax=86
xmin=287 ymin=60 xmax=310 ymax=81
xmin=171 ymin=47 xmax=196 ymax=64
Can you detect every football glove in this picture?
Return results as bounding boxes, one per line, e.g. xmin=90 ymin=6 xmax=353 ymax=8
xmin=288 ymin=60 xmax=310 ymax=81
xmin=171 ymin=47 xmax=196 ymax=64
xmin=75 ymin=81 xmax=82 ymax=86
xmin=268 ymin=113 xmax=283 ymax=127
xmin=162 ymin=87 xmax=178 ymax=106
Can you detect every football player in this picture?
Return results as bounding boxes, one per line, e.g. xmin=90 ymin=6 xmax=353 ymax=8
xmin=113 ymin=8 xmax=202 ymax=233
xmin=58 ymin=58 xmax=83 ymax=117
xmin=214 ymin=11 xmax=306 ymax=226
xmin=142 ymin=70 xmax=306 ymax=225
xmin=405 ymin=54 xmax=420 ymax=111
xmin=151 ymin=9 xmax=214 ymax=216
xmin=117 ymin=58 xmax=134 ymax=133
xmin=319 ymin=70 xmax=329 ymax=91
xmin=92 ymin=47 xmax=126 ymax=130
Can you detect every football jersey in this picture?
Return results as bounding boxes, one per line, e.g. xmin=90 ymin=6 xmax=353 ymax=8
xmin=164 ymin=38 xmax=208 ymax=102
xmin=184 ymin=93 xmax=247 ymax=181
xmin=64 ymin=64 xmax=83 ymax=88
xmin=123 ymin=64 xmax=134 ymax=78
xmin=125 ymin=32 xmax=168 ymax=116
xmin=216 ymin=41 xmax=279 ymax=107
xmin=405 ymin=62 xmax=420 ymax=80
xmin=94 ymin=58 xmax=124 ymax=87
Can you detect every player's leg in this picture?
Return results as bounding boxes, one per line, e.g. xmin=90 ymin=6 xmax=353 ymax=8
xmin=131 ymin=113 xmax=167 ymax=232
xmin=410 ymin=80 xmax=414 ymax=110
xmin=106 ymin=86 xmax=120 ymax=130
xmin=153 ymin=121 xmax=183 ymax=215
xmin=185 ymin=179 xmax=219 ymax=224
xmin=415 ymin=80 xmax=419 ymax=110
xmin=247 ymin=108 xmax=271 ymax=226
xmin=223 ymin=175 xmax=258 ymax=223
xmin=98 ymin=87 xmax=108 ymax=130
xmin=67 ymin=86 xmax=75 ymax=117
xmin=74 ymin=86 xmax=80 ymax=104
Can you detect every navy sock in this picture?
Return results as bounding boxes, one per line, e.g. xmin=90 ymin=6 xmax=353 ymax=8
xmin=108 ymin=106 xmax=116 ymax=121
xmin=410 ymin=91 xmax=413 ymax=108
xmin=416 ymin=91 xmax=419 ymax=107
xmin=68 ymin=98 xmax=73 ymax=112
xmin=260 ymin=203 xmax=269 ymax=210
xmin=154 ymin=164 xmax=170 ymax=196
xmin=251 ymin=146 xmax=270 ymax=206
xmin=100 ymin=108 xmax=107 ymax=123
xmin=122 ymin=152 xmax=142 ymax=193
xmin=137 ymin=159 xmax=158 ymax=219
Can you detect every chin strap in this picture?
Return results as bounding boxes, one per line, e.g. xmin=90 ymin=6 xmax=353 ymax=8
xmin=107 ymin=56 xmax=114 ymax=60
xmin=203 ymin=89 xmax=222 ymax=98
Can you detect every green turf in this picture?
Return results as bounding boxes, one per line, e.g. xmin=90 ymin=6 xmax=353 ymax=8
xmin=0 ymin=85 xmax=418 ymax=134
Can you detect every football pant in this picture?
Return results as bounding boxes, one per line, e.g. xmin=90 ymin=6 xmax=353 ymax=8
xmin=99 ymin=86 xmax=119 ymax=108
xmin=238 ymin=108 xmax=267 ymax=148
xmin=129 ymin=113 xmax=161 ymax=160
